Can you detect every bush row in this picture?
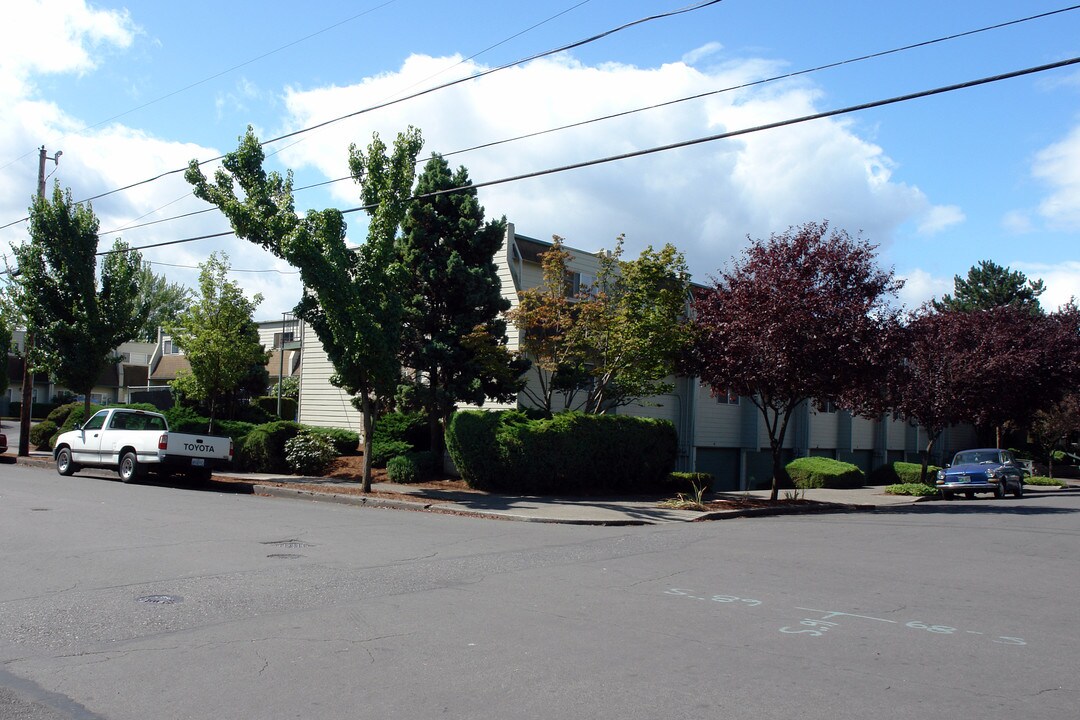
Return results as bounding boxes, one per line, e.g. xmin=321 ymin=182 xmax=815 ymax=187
xmin=786 ymin=457 xmax=865 ymax=490
xmin=445 ymin=410 xmax=678 ymax=495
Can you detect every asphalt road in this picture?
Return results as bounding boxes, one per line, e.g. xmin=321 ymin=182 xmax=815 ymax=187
xmin=1 ymin=462 xmax=1078 ymax=719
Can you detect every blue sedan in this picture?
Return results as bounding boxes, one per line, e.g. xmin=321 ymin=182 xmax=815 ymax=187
xmin=936 ymin=448 xmax=1026 ymax=500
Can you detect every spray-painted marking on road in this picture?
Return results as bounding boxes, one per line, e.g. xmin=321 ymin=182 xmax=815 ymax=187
xmin=665 ymin=589 xmax=1025 ymax=646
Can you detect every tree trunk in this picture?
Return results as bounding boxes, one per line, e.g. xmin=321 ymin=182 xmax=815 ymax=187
xmin=995 ymin=424 xmax=1002 ymax=449
xmin=429 ymin=411 xmax=443 ymax=468
xmin=83 ymin=395 xmax=92 ymax=424
xmin=919 ymin=435 xmax=938 ymax=484
xmin=360 ymin=394 xmax=375 ymax=493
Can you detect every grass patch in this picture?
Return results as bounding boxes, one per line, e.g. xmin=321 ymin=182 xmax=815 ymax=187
xmin=884 ymin=483 xmax=939 ymax=497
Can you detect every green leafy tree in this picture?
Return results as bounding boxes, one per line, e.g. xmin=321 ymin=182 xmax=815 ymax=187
xmin=167 ymin=253 xmax=268 ymax=432
xmin=934 ymin=260 xmax=1045 ymax=313
xmin=578 ymin=238 xmax=692 ymax=412
xmin=397 ymin=153 xmax=527 ymax=456
xmin=185 ymin=126 xmax=422 ymax=491
xmin=507 ymin=237 xmax=585 ymax=413
xmin=509 ymin=236 xmax=691 ymax=414
xmin=135 ymin=262 xmax=192 ymax=341
xmin=11 ymin=185 xmax=148 ymax=418
xmin=0 ymin=287 xmax=14 ymax=398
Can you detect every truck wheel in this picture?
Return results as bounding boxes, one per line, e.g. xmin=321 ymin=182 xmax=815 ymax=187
xmin=56 ymin=448 xmax=77 ymax=477
xmin=119 ymin=452 xmax=142 ymax=484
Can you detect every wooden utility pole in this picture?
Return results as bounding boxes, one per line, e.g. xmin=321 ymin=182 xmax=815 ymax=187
xmin=18 ymin=146 xmax=61 ymax=456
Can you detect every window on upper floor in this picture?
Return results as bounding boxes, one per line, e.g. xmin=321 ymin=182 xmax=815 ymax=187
xmin=715 ymin=388 xmax=739 ymax=405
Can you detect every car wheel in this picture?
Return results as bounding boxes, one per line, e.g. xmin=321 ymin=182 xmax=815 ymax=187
xmin=993 ymin=482 xmax=1005 ymax=499
xmin=1013 ymin=479 xmax=1024 ymax=498
xmin=941 ymin=491 xmax=953 ymax=501
xmin=118 ymin=452 xmax=142 ymax=484
xmin=55 ymin=448 xmax=76 ymax=476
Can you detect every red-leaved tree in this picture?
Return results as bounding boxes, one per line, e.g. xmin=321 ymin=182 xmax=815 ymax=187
xmin=890 ymin=304 xmax=1080 ymax=481
xmin=688 ymin=221 xmax=902 ymax=500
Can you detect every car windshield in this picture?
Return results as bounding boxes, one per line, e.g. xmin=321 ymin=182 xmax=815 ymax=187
xmin=953 ymin=451 xmax=1001 ymax=465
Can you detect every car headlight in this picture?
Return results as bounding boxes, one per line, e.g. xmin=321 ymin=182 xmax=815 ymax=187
xmin=986 ymin=468 xmax=999 ymax=478
xmin=936 ymin=470 xmax=945 ymax=481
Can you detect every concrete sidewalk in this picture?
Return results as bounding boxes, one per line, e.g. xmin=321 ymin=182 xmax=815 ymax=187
xmin=12 ymin=452 xmax=1075 ymax=525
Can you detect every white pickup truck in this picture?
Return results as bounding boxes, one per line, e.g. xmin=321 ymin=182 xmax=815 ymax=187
xmin=53 ymin=408 xmax=233 ymax=482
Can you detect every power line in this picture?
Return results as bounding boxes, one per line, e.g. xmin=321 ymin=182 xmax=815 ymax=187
xmin=89 ymin=3 xmax=1080 ymax=241
xmin=97 ymin=55 xmax=1080 ymax=258
xmin=147 ymin=260 xmax=299 ymax=275
xmin=0 ymin=0 xmax=405 ymax=174
xmin=39 ymin=0 xmax=728 ymax=215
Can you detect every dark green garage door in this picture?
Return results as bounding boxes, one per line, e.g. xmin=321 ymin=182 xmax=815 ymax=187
xmin=695 ymin=448 xmax=740 ymax=492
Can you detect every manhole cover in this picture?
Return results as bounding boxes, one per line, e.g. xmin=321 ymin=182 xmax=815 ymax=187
xmin=267 ymin=553 xmax=303 ymax=560
xmin=136 ymin=595 xmax=183 ymax=605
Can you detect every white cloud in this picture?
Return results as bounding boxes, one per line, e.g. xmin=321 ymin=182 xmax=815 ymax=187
xmin=278 ymin=52 xmax=930 ymax=280
xmin=0 ymin=0 xmax=136 ymax=99
xmin=896 ymin=268 xmax=952 ymax=310
xmin=1034 ymin=124 xmax=1080 ymax=229
xmin=681 ymin=42 xmax=723 ymax=66
xmin=1013 ymin=261 xmax=1080 ymax=312
xmin=917 ymin=204 xmax=964 ymax=235
xmin=1002 ymin=209 xmax=1034 ymax=234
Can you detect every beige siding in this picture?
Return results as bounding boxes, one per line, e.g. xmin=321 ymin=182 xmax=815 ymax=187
xmin=809 ymin=409 xmax=840 ymax=449
xmin=693 ymin=383 xmax=743 ymax=447
xmin=852 ymin=415 xmax=876 ymax=450
xmin=885 ymin=415 xmax=908 ymax=450
xmin=296 ymin=323 xmax=364 ymax=434
xmin=621 ymin=395 xmax=678 ymax=423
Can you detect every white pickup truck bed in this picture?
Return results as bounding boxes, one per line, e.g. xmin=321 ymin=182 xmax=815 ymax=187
xmin=53 ymin=408 xmax=233 ymax=482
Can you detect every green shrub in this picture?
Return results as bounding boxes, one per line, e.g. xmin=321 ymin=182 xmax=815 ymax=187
xmin=252 ymin=395 xmax=298 ymax=421
xmin=304 ymin=426 xmax=359 ymax=455
xmin=30 ymin=420 xmax=58 ymax=450
xmin=884 ymin=482 xmax=939 ymax=497
xmin=369 ymin=439 xmax=413 ymax=468
xmin=1051 ymin=450 xmax=1075 ymax=465
xmin=407 ymin=450 xmax=437 ymax=476
xmin=445 ymin=411 xmax=503 ymax=488
xmin=10 ymin=402 xmax=63 ymax=420
xmin=164 ymin=405 xmax=211 ymax=433
xmin=284 ymin=432 xmax=337 ymax=475
xmin=231 ymin=402 xmax=275 ymax=425
xmin=238 ymin=421 xmax=303 ymax=473
xmin=386 ymin=454 xmax=421 ymax=484
xmin=45 ymin=402 xmax=80 ymax=426
xmin=373 ymin=411 xmax=429 ymax=450
xmin=446 ymin=410 xmax=678 ymax=495
xmin=1026 ymin=476 xmax=1068 ymax=488
xmin=869 ymin=461 xmax=942 ymax=486
xmin=787 ymin=457 xmax=865 ymax=489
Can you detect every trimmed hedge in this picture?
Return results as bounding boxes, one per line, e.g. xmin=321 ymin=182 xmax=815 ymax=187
xmin=304 ymin=426 xmax=359 ymax=456
xmin=253 ymin=395 xmax=298 ymax=421
xmin=884 ymin=482 xmax=939 ymax=497
xmin=446 ymin=410 xmax=678 ymax=495
xmin=238 ymin=421 xmax=303 ymax=473
xmin=869 ymin=461 xmax=942 ymax=486
xmin=30 ymin=420 xmax=58 ymax=450
xmin=786 ymin=456 xmax=865 ymax=489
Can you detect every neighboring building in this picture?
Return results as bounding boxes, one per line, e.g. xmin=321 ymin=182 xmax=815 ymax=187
xmin=293 ymin=223 xmax=977 ymax=489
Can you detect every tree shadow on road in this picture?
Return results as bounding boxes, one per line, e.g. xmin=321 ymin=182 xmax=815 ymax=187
xmin=875 ymin=501 xmax=1079 ymax=516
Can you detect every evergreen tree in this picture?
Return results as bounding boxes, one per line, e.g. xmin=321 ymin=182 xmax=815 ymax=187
xmin=934 ymin=259 xmax=1045 ymax=313
xmin=397 ymin=154 xmax=526 ymax=455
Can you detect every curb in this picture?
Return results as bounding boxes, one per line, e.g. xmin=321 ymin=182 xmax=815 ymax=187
xmin=251 ymin=484 xmax=653 ymax=525
xmin=693 ymin=502 xmax=873 ymax=522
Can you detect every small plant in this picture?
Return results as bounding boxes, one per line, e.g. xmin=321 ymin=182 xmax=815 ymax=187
xmin=660 ymin=480 xmax=709 ymax=511
xmin=386 ymin=454 xmax=420 ymax=484
xmin=884 ymin=483 xmax=939 ymax=497
xmin=284 ymin=432 xmax=337 ymax=476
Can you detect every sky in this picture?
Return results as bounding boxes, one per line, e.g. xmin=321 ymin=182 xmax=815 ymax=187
xmin=2 ymin=0 xmax=1079 ymax=319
